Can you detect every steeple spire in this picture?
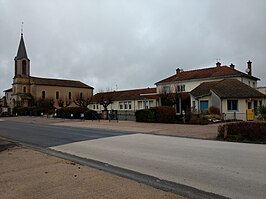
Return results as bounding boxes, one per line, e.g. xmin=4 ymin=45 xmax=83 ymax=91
xmin=15 ymin=22 xmax=28 ymax=60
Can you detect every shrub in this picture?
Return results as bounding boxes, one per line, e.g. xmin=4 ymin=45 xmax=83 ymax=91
xmin=258 ymin=105 xmax=266 ymax=120
xmin=84 ymin=109 xmax=99 ymax=120
xmin=188 ymin=113 xmax=209 ymax=125
xmin=135 ymin=106 xmax=176 ymax=123
xmin=151 ymin=106 xmax=176 ymax=123
xmin=135 ymin=109 xmax=156 ymax=122
xmin=57 ymin=107 xmax=88 ymax=119
xmin=209 ymin=106 xmax=220 ymax=115
xmin=217 ymin=122 xmax=266 ymax=143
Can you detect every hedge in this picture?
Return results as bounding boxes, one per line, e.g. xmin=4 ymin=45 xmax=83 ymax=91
xmin=217 ymin=122 xmax=266 ymax=143
xmin=135 ymin=106 xmax=176 ymax=123
xmin=151 ymin=106 xmax=176 ymax=123
xmin=57 ymin=107 xmax=88 ymax=119
xmin=135 ymin=109 xmax=156 ymax=123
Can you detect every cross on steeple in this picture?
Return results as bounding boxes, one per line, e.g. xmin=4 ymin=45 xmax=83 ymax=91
xmin=21 ymin=22 xmax=24 ymax=36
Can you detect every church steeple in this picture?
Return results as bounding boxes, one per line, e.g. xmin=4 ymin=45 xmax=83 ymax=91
xmin=15 ymin=33 xmax=28 ymax=60
xmin=14 ymin=28 xmax=30 ymax=77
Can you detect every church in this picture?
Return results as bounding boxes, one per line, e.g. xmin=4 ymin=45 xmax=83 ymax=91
xmin=4 ymin=33 xmax=94 ymax=112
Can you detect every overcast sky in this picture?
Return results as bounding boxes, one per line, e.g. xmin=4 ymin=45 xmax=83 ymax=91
xmin=1 ymin=0 xmax=266 ymax=96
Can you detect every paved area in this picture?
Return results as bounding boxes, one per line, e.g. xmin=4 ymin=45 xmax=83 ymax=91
xmin=0 ymin=140 xmax=184 ymax=199
xmin=52 ymin=134 xmax=266 ymax=199
xmin=2 ymin=116 xmax=220 ymax=139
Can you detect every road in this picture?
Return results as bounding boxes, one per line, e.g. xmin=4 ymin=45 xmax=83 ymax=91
xmin=0 ymin=119 xmax=265 ymax=199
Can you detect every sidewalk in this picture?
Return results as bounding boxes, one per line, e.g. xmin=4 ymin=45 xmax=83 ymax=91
xmin=3 ymin=116 xmax=220 ymax=139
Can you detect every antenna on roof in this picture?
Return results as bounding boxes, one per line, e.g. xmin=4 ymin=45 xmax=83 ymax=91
xmin=21 ymin=21 xmax=24 ymax=36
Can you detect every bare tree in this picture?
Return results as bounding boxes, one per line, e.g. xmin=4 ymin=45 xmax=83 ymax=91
xmin=97 ymin=88 xmax=114 ymax=111
xmin=74 ymin=94 xmax=91 ymax=107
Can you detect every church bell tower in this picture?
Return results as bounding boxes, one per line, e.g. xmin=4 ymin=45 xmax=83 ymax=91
xmin=14 ymin=30 xmax=30 ymax=77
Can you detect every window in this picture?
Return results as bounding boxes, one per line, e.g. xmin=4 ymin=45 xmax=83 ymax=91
xmin=149 ymin=100 xmax=153 ymax=108
xmin=138 ymin=101 xmax=143 ymax=109
xmin=42 ymin=91 xmax=45 ymax=99
xmin=227 ymin=100 xmax=238 ymax=111
xmin=192 ymin=101 xmax=196 ymax=109
xmin=93 ymin=104 xmax=96 ymax=109
xmin=22 ymin=60 xmax=27 ymax=75
xmin=128 ymin=101 xmax=132 ymax=110
xmin=80 ymin=92 xmax=83 ymax=99
xmin=56 ymin=91 xmax=59 ymax=100
xmin=68 ymin=92 xmax=72 ymax=100
xmin=15 ymin=61 xmax=18 ymax=75
xmin=253 ymin=82 xmax=255 ymax=88
xmin=124 ymin=103 xmax=128 ymax=109
xmin=23 ymin=87 xmax=26 ymax=93
xmin=119 ymin=102 xmax=123 ymax=109
xmin=163 ymin=86 xmax=170 ymax=94
xmin=177 ymin=84 xmax=185 ymax=92
xmin=96 ymin=104 xmax=99 ymax=109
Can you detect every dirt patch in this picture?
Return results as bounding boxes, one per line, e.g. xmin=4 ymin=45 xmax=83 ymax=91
xmin=0 ymin=140 xmax=17 ymax=152
xmin=0 ymin=145 xmax=185 ymax=199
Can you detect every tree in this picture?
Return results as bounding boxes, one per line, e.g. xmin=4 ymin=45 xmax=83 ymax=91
xmin=160 ymin=93 xmax=177 ymax=107
xmin=97 ymin=88 xmax=114 ymax=111
xmin=35 ymin=98 xmax=54 ymax=114
xmin=74 ymin=95 xmax=91 ymax=107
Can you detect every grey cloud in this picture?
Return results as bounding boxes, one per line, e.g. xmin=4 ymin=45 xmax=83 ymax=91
xmin=1 ymin=0 xmax=266 ymax=97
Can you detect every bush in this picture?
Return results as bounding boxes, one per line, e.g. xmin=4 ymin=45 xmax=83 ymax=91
xmin=135 ymin=106 xmax=176 ymax=123
xmin=188 ymin=113 xmax=209 ymax=125
xmin=151 ymin=106 xmax=176 ymax=123
xmin=84 ymin=109 xmax=99 ymax=120
xmin=209 ymin=106 xmax=220 ymax=115
xmin=258 ymin=105 xmax=266 ymax=120
xmin=57 ymin=107 xmax=88 ymax=119
xmin=217 ymin=122 xmax=266 ymax=143
xmin=135 ymin=109 xmax=156 ymax=122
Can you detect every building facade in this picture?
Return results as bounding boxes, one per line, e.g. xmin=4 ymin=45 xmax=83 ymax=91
xmin=155 ymin=61 xmax=263 ymax=119
xmin=4 ymin=33 xmax=93 ymax=112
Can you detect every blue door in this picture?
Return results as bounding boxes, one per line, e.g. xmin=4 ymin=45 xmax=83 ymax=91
xmin=200 ymin=100 xmax=209 ymax=112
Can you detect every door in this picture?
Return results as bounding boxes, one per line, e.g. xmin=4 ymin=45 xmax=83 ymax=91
xmin=200 ymin=100 xmax=209 ymax=112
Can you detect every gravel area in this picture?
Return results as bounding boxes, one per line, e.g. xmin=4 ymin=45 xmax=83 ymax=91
xmin=0 ymin=140 xmax=185 ymax=199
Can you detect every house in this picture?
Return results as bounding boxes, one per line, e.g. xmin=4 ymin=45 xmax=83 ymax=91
xmin=190 ymin=79 xmax=265 ymax=120
xmin=4 ymin=33 xmax=93 ymax=113
xmin=155 ymin=61 xmax=261 ymax=118
xmin=89 ymin=88 xmax=159 ymax=120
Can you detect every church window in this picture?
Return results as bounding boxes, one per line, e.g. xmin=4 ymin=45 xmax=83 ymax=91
xmin=42 ymin=91 xmax=46 ymax=99
xmin=15 ymin=61 xmax=18 ymax=76
xmin=22 ymin=60 xmax=27 ymax=75
xmin=56 ymin=91 xmax=59 ymax=100
xmin=68 ymin=92 xmax=72 ymax=100
xmin=23 ymin=87 xmax=26 ymax=93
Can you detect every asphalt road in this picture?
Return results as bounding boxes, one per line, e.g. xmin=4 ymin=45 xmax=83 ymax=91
xmin=0 ymin=120 xmax=129 ymax=147
xmin=1 ymin=119 xmax=265 ymax=199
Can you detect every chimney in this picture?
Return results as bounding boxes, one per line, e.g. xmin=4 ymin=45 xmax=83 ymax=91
xmin=229 ymin=63 xmax=235 ymax=69
xmin=176 ymin=68 xmax=181 ymax=75
xmin=247 ymin=60 xmax=252 ymax=76
xmin=216 ymin=61 xmax=221 ymax=67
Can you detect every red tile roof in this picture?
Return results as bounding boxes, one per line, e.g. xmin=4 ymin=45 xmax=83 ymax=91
xmin=156 ymin=66 xmax=259 ymax=84
xmin=91 ymin=88 xmax=158 ymax=102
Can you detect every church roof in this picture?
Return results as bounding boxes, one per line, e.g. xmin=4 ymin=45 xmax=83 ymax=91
xmin=15 ymin=34 xmax=28 ymax=60
xmin=30 ymin=76 xmax=93 ymax=89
